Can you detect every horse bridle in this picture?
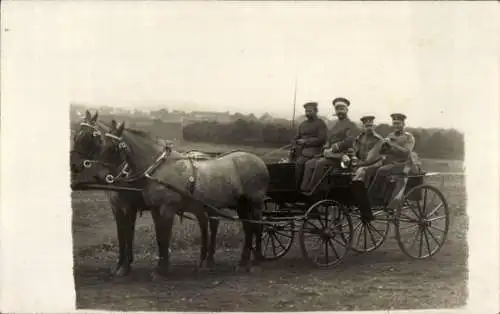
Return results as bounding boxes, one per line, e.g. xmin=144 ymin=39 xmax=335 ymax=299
xmin=93 ymin=132 xmax=135 ymax=184
xmin=71 ymin=122 xmax=103 ymax=167
xmin=78 ymin=128 xmax=199 ymax=191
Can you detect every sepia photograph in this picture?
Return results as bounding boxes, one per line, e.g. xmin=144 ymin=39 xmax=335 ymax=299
xmin=1 ymin=1 xmax=499 ymax=313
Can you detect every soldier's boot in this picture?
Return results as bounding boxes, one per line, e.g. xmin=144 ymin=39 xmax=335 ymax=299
xmin=351 ymin=180 xmax=375 ymax=223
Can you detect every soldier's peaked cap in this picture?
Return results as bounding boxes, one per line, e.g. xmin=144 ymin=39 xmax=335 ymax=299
xmin=303 ymin=102 xmax=318 ymax=109
xmin=332 ymin=97 xmax=350 ymax=107
xmin=360 ymin=115 xmax=375 ymax=123
xmin=390 ymin=113 xmax=407 ymax=121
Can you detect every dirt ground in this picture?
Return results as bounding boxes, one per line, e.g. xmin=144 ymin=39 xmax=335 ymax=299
xmin=72 ymin=170 xmax=467 ymax=311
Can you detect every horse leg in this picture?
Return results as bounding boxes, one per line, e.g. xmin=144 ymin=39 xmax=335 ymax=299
xmin=251 ymin=200 xmax=265 ymax=265
xmin=124 ymin=206 xmax=138 ymax=269
xmin=205 ymin=218 xmax=220 ymax=269
xmin=151 ymin=204 xmax=175 ymax=277
xmin=194 ymin=210 xmax=209 ymax=273
xmin=235 ymin=200 xmax=254 ymax=273
xmin=110 ymin=202 xmax=131 ymax=277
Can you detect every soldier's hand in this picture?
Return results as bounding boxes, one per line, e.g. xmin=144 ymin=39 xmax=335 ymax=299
xmin=296 ymin=139 xmax=307 ymax=145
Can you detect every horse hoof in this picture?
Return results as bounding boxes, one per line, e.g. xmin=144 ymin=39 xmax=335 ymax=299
xmin=150 ymin=271 xmax=164 ymax=282
xmin=112 ymin=265 xmax=131 ymax=277
xmin=234 ymin=265 xmax=246 ymax=274
xmin=249 ymin=265 xmax=263 ymax=274
xmin=192 ymin=265 xmax=203 ymax=275
xmin=205 ymin=259 xmax=216 ymax=270
xmin=153 ymin=265 xmax=171 ymax=278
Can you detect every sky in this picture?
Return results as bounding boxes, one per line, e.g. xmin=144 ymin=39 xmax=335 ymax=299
xmin=12 ymin=2 xmax=499 ymax=130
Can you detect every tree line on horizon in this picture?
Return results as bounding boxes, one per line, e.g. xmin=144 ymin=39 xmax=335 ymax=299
xmin=70 ymin=105 xmax=464 ymax=160
xmin=183 ymin=118 xmax=464 ymax=160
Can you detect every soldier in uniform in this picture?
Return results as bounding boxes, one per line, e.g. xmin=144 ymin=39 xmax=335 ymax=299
xmin=368 ymin=113 xmax=416 ymax=206
xmin=289 ymin=102 xmax=328 ymax=188
xmin=351 ymin=115 xmax=384 ymax=188
xmin=300 ymin=97 xmax=360 ymax=193
xmin=353 ymin=115 xmax=384 ymax=161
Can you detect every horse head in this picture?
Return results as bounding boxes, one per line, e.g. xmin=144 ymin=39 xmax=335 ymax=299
xmin=86 ymin=119 xmax=172 ymax=186
xmin=70 ymin=110 xmax=103 ymax=179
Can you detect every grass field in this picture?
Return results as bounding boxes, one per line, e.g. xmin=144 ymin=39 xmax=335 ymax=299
xmin=72 ymin=154 xmax=467 ymax=311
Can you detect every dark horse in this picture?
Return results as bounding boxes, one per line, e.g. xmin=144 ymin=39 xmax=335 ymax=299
xmin=71 ymin=111 xmax=224 ymax=276
xmin=71 ymin=110 xmax=146 ymax=276
xmin=72 ymin=117 xmax=269 ymax=275
xmin=71 ymin=112 xmax=220 ymax=276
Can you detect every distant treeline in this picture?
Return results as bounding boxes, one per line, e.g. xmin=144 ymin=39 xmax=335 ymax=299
xmin=183 ymin=119 xmax=464 ymax=160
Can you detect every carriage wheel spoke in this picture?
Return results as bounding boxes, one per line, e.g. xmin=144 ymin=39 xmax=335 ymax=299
xmin=426 ymin=203 xmax=444 ymax=218
xmin=409 ymin=227 xmax=421 ymax=251
xmin=426 ymin=226 xmax=441 ymax=245
xmin=429 ymin=225 xmax=445 ymax=234
xmin=353 ymin=221 xmax=363 ymax=233
xmin=415 ymin=200 xmax=424 ymax=218
xmin=418 ymin=227 xmax=424 ymax=257
xmin=270 ymin=233 xmax=278 ymax=256
xmin=423 ymin=227 xmax=433 ymax=256
xmin=363 ymin=225 xmax=368 ymax=250
xmin=399 ymin=223 xmax=418 ymax=231
xmin=328 ymin=238 xmax=340 ymax=260
xmin=306 ymin=219 xmax=322 ymax=231
xmin=323 ymin=207 xmax=331 ymax=228
xmin=274 ymin=230 xmax=293 ymax=239
xmin=367 ymin=223 xmax=385 ymax=238
xmin=332 ymin=236 xmax=348 ymax=248
xmin=399 ymin=216 xmax=419 ymax=223
xmin=405 ymin=199 xmax=421 ymax=219
xmin=422 ymin=188 xmax=428 ymax=216
xmin=427 ymin=191 xmax=437 ymax=211
xmin=426 ymin=215 xmax=446 ymax=223
xmin=366 ymin=224 xmax=379 ymax=246
xmin=355 ymin=223 xmax=364 ymax=248
xmin=271 ymin=232 xmax=287 ymax=251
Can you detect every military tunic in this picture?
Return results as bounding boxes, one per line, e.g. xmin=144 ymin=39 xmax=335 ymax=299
xmin=290 ymin=117 xmax=327 ymax=189
xmin=291 ymin=118 xmax=328 ymax=159
xmin=326 ymin=118 xmax=360 ymax=153
xmin=300 ymin=118 xmax=360 ymax=192
xmin=352 ymin=130 xmax=384 ymax=188
xmin=368 ymin=130 xmax=416 ymax=206
xmin=354 ymin=130 xmax=384 ymax=161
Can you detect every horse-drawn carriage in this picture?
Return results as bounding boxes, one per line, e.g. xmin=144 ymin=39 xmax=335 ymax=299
xmin=181 ymin=150 xmax=450 ymax=268
xmin=71 ymin=116 xmax=450 ymax=275
xmin=255 ymin=156 xmax=449 ymax=268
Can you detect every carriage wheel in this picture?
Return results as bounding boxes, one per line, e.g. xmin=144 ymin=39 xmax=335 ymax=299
xmin=395 ymin=184 xmax=449 ymax=259
xmin=260 ymin=220 xmax=295 ymax=260
xmin=350 ymin=209 xmax=391 ymax=254
xmin=256 ymin=199 xmax=295 ymax=261
xmin=299 ymin=199 xmax=353 ymax=268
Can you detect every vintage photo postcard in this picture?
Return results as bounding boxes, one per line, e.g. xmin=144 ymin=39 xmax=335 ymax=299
xmin=1 ymin=1 xmax=499 ymax=313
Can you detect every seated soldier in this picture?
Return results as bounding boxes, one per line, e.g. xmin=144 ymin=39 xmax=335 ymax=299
xmin=352 ymin=115 xmax=384 ymax=188
xmin=289 ymin=102 xmax=328 ymax=189
xmin=368 ymin=113 xmax=416 ymax=207
xmin=300 ymin=97 xmax=360 ymax=193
